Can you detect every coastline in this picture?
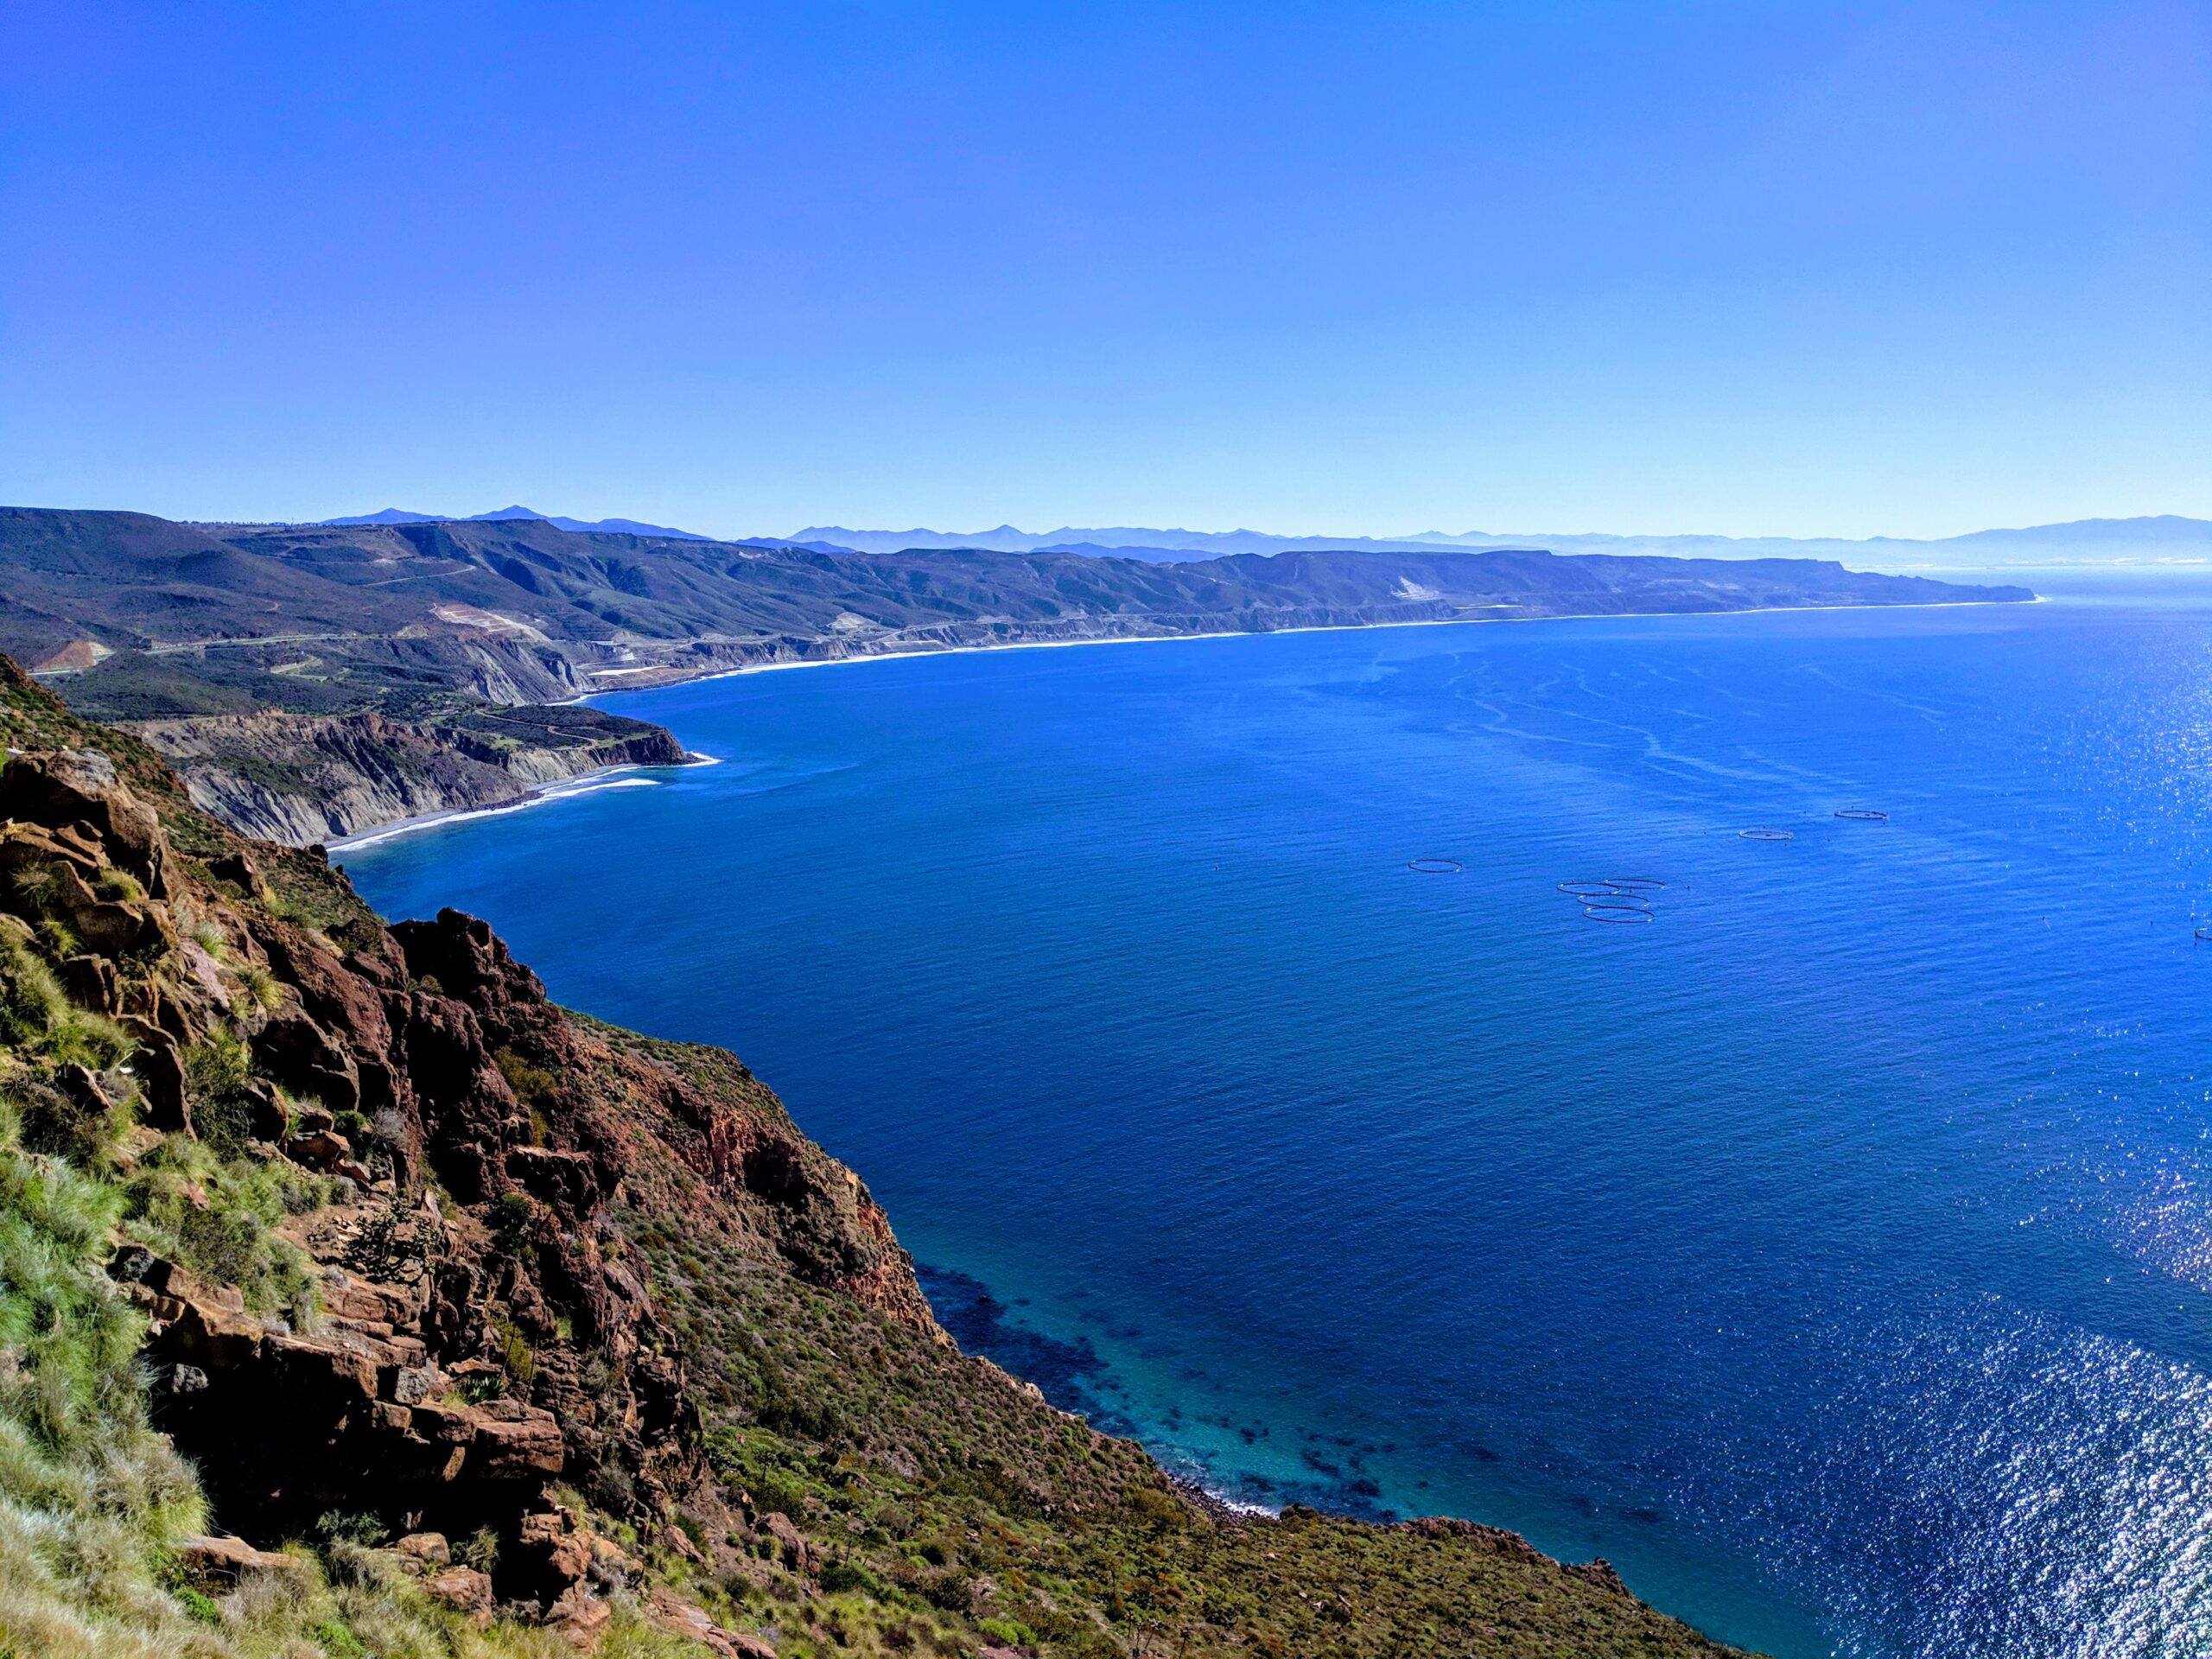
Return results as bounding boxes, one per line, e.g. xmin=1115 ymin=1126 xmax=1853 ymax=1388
xmin=327 ymin=753 xmax=715 ymax=851
xmin=346 ymin=593 xmax=2035 ymax=849
xmin=577 ymin=590 xmax=2039 ymax=702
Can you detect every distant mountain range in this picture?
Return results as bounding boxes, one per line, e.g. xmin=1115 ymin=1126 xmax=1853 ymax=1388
xmin=789 ymin=515 xmax=2212 ymax=567
xmin=305 ymin=509 xmax=2211 ymax=568
xmin=6 ymin=507 xmax=2030 ymax=706
xmin=317 ymin=505 xmax=716 ymax=540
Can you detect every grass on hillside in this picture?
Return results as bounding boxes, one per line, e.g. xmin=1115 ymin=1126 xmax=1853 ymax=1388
xmin=601 ymin=1022 xmax=1738 ymax=1659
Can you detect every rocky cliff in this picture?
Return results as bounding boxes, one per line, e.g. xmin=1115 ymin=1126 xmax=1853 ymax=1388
xmin=0 ymin=654 xmax=1746 ymax=1658
xmin=132 ymin=705 xmax=692 ymax=845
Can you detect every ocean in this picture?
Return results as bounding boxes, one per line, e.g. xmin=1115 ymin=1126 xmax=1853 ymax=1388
xmin=340 ymin=568 xmax=2212 ymax=1657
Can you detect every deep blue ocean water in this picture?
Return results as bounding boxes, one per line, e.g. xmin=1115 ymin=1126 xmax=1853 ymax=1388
xmin=341 ymin=569 xmax=2212 ymax=1657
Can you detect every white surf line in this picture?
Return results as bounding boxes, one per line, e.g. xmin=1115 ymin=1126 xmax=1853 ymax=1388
xmin=329 ymin=745 xmax=723 ymax=851
xmin=329 ymin=768 xmax=666 ymax=852
xmin=576 ymin=593 xmax=2044 ymax=704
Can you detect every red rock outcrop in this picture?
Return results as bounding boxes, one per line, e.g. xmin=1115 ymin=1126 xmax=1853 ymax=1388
xmin=0 ymin=735 xmax=930 ymax=1624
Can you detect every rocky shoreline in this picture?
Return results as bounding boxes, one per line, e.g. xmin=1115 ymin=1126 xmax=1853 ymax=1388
xmin=129 ymin=705 xmax=695 ymax=847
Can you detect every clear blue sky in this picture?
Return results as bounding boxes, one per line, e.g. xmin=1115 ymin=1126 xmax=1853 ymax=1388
xmin=3 ymin=2 xmax=2205 ymax=539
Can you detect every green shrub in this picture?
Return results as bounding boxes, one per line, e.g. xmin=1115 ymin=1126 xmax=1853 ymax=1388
xmin=237 ymin=962 xmax=283 ymax=1012
xmin=315 ymin=1510 xmax=387 ymax=1548
xmin=94 ymin=868 xmax=145 ymax=904
xmin=124 ymin=1139 xmax=321 ymax=1321
xmin=750 ymin=1354 xmax=844 ymax=1442
xmin=181 ymin=1031 xmax=257 ymax=1155
xmin=11 ymin=1071 xmax=133 ymax=1171
xmin=175 ymin=1583 xmax=221 ymax=1624
xmin=313 ymin=1616 xmax=368 ymax=1658
xmin=458 ymin=1524 xmax=500 ymax=1573
xmin=491 ymin=1190 xmax=537 ymax=1254
xmin=0 ymin=1099 xmax=212 ymax=1656
xmin=820 ymin=1559 xmax=886 ymax=1598
xmin=493 ymin=1046 xmax=556 ymax=1108
xmin=0 ymin=929 xmax=130 ymax=1069
xmin=181 ymin=1029 xmax=250 ymax=1100
xmin=491 ymin=1311 xmax=536 ymax=1389
xmin=1128 ymin=1485 xmax=1188 ymax=1530
xmin=9 ymin=864 xmax=66 ymax=917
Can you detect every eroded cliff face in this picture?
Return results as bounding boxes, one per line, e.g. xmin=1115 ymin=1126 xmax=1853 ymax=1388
xmin=134 ymin=706 xmax=691 ymax=845
xmin=0 ymin=689 xmax=927 ymax=1643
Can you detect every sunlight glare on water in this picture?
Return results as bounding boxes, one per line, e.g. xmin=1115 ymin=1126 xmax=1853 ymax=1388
xmin=344 ymin=569 xmax=2212 ymax=1657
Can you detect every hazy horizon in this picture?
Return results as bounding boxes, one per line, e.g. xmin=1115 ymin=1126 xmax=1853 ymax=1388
xmin=121 ymin=501 xmax=2212 ymax=548
xmin=278 ymin=504 xmax=2212 ymax=556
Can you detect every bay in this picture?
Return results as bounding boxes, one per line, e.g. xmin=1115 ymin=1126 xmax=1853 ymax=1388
xmin=343 ymin=569 xmax=2212 ymax=1656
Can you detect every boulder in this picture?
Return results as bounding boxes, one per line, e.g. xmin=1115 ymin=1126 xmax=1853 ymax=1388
xmin=264 ymin=1331 xmax=378 ymax=1404
xmin=174 ymin=1534 xmax=302 ymax=1585
xmin=506 ymin=1145 xmax=601 ymax=1213
xmin=0 ymin=821 xmax=101 ymax=882
xmin=394 ymin=1531 xmax=451 ymax=1567
xmin=160 ymin=1282 xmax=265 ymax=1371
xmin=86 ymin=901 xmax=163 ymax=957
xmin=516 ymin=1508 xmax=594 ymax=1585
xmin=762 ymin=1510 xmax=813 ymax=1574
xmin=389 ymin=1364 xmax=436 ymax=1405
xmin=206 ymin=849 xmax=264 ymax=897
xmin=550 ymin=1583 xmax=614 ymax=1654
xmin=255 ymin=1007 xmax=361 ymax=1114
xmin=59 ymin=952 xmax=117 ymax=1012
xmin=240 ymin=1077 xmax=290 ymax=1140
xmin=546 ymin=1584 xmax=612 ymax=1644
xmin=469 ymin=1406 xmax=565 ymax=1479
xmin=1567 ymin=1557 xmax=1631 ymax=1596
xmin=0 ymin=749 xmax=169 ymax=896
xmin=121 ymin=1020 xmax=188 ymax=1133
xmin=257 ymin=927 xmax=394 ymax=1060
xmin=285 ymin=1128 xmax=353 ymax=1169
xmin=425 ymin=1564 xmax=494 ymax=1625
xmin=645 ymin=1587 xmax=776 ymax=1658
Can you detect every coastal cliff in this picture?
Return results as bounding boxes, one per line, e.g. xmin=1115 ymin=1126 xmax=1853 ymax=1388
xmin=134 ymin=705 xmax=692 ymax=846
xmin=0 ymin=653 xmax=1746 ymax=1656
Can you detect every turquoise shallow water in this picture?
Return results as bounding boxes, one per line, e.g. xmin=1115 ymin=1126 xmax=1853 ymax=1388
xmin=343 ymin=569 xmax=2212 ymax=1656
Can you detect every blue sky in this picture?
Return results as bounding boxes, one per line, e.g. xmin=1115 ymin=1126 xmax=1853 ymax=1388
xmin=3 ymin=2 xmax=2205 ymax=539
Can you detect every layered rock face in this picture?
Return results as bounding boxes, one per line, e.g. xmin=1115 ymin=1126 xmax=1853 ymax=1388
xmin=136 ymin=706 xmax=691 ymax=845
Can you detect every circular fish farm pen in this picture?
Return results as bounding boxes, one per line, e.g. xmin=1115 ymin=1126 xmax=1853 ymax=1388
xmin=1408 ymin=856 xmax=1464 ymax=874
xmin=1738 ymin=827 xmax=1795 ymax=842
xmin=1582 ymin=904 xmax=1656 ymax=925
xmin=1558 ymin=877 xmax=1667 ymax=925
xmin=1834 ymin=808 xmax=1890 ymax=822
